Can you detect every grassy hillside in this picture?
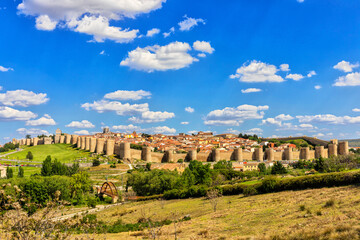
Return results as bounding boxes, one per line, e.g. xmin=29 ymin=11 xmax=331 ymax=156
xmin=88 ymin=185 xmax=360 ymax=239
xmin=4 ymin=144 xmax=91 ymax=163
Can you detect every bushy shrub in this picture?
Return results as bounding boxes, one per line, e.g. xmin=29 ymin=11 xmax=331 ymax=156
xmin=243 ymin=186 xmax=258 ymax=196
xmin=92 ymin=159 xmax=100 ymax=167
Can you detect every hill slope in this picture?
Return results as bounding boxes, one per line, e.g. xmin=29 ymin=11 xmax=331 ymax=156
xmin=86 ymin=185 xmax=360 ymax=239
xmin=4 ymin=144 xmax=91 ymax=162
xmin=343 ymin=139 xmax=360 ymax=147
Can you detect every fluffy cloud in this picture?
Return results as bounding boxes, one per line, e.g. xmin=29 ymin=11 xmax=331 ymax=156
xmin=276 ymin=123 xmax=317 ymax=131
xmin=244 ymin=128 xmax=263 ymax=135
xmin=18 ymin=0 xmax=165 ymax=42
xmin=0 ymin=66 xmax=14 ymax=72
xmin=67 ymin=15 xmax=138 ymax=43
xmin=261 ymin=118 xmax=282 ymax=127
xmin=178 ymin=15 xmax=205 ymax=31
xmin=35 ymin=15 xmax=57 ymax=30
xmin=104 ymin=90 xmax=151 ymax=101
xmin=280 ymin=64 xmax=290 ymax=71
xmin=0 ymin=107 xmax=37 ymax=121
xmin=307 ymin=70 xmax=316 ymax=77
xmin=230 ymin=60 xmax=284 ymax=83
xmin=275 ymin=114 xmax=294 ymax=121
xmin=333 ymin=72 xmax=360 ymax=86
xmin=204 ymin=104 xmax=269 ymax=126
xmin=17 ymin=128 xmax=49 ymax=136
xmin=241 ymin=88 xmax=262 ymax=94
xmin=81 ymin=100 xmax=149 ymax=115
xmin=112 ymin=124 xmax=176 ymax=134
xmin=297 ymin=114 xmax=360 ymax=125
xmin=74 ymin=130 xmax=90 ymax=135
xmin=192 ymin=41 xmax=214 ymax=54
xmin=146 ymin=28 xmax=160 ymax=37
xmin=261 ymin=114 xmax=293 ymax=127
xmin=120 ymin=42 xmax=199 ymax=72
xmin=112 ymin=124 xmax=141 ymax=133
xmin=181 ymin=121 xmax=189 ymax=125
xmin=0 ymin=90 xmax=49 ymax=107
xmin=314 ymin=85 xmax=322 ymax=90
xmin=333 ymin=60 xmax=359 ymax=73
xmin=129 ymin=111 xmax=175 ymax=123
xmin=66 ymin=120 xmax=95 ymax=128
xmin=163 ymin=27 xmax=174 ymax=38
xmin=26 ymin=114 xmax=56 ymax=126
xmin=185 ymin=107 xmax=194 ymax=113
xmin=353 ymin=108 xmax=360 ymax=112
xmin=147 ymin=126 xmax=176 ymax=134
xmin=286 ymin=73 xmax=304 ymax=81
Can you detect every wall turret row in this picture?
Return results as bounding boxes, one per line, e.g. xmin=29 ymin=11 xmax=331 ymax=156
xmin=12 ymin=137 xmax=350 ymax=163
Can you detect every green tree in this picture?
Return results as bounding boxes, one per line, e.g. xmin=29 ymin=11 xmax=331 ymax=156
xmin=146 ymin=163 xmax=152 ymax=171
xmin=271 ymin=161 xmax=287 ymax=175
xmin=25 ymin=134 xmax=31 ymax=139
xmin=70 ymin=171 xmax=92 ymax=199
xmin=6 ymin=167 xmax=13 ymax=179
xmin=18 ymin=166 xmax=24 ymax=178
xmin=92 ymin=159 xmax=100 ymax=167
xmin=213 ymin=160 xmax=232 ymax=170
xmin=188 ymin=160 xmax=212 ymax=186
xmin=258 ymin=163 xmax=266 ymax=173
xmin=26 ymin=151 xmax=33 ymax=160
xmin=41 ymin=155 xmax=52 ymax=176
xmin=315 ymin=157 xmax=326 ymax=172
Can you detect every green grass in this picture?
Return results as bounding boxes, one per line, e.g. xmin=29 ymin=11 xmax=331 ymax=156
xmin=9 ymin=166 xmax=40 ymax=177
xmin=5 ymin=144 xmax=92 ymax=163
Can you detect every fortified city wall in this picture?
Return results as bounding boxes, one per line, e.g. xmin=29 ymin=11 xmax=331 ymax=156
xmin=11 ymin=136 xmax=349 ymax=163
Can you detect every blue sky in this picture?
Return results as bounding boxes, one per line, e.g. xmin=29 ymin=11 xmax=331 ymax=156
xmin=1 ymin=0 xmax=360 ymax=143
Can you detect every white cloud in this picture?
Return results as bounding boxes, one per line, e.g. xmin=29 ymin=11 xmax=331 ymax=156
xmin=81 ymin=100 xmax=149 ymax=115
xmin=74 ymin=130 xmax=90 ymax=135
xmin=280 ymin=64 xmax=290 ymax=72
xmin=163 ymin=27 xmax=175 ymax=38
xmin=192 ymin=41 xmax=214 ymax=54
xmin=104 ymin=90 xmax=151 ymax=101
xmin=0 ymin=66 xmax=14 ymax=72
xmin=185 ymin=107 xmax=194 ymax=113
xmin=297 ymin=114 xmax=360 ymax=125
xmin=188 ymin=130 xmax=198 ymax=135
xmin=241 ymin=88 xmax=262 ymax=94
xmin=147 ymin=126 xmax=176 ymax=134
xmin=262 ymin=114 xmax=293 ymax=127
xmin=333 ymin=60 xmax=359 ymax=73
xmin=230 ymin=60 xmax=284 ymax=83
xmin=314 ymin=85 xmax=322 ymax=90
xmin=17 ymin=128 xmax=49 ymax=136
xmin=0 ymin=107 xmax=37 ymax=121
xmin=129 ymin=110 xmax=175 ymax=123
xmin=307 ymin=70 xmax=316 ymax=78
xmin=204 ymin=104 xmax=269 ymax=126
xmin=120 ymin=41 xmax=199 ymax=72
xmin=275 ymin=114 xmax=294 ymax=121
xmin=197 ymin=53 xmax=206 ymax=58
xmin=67 ymin=15 xmax=138 ymax=43
xmin=262 ymin=118 xmax=282 ymax=127
xmin=178 ymin=15 xmax=205 ymax=31
xmin=276 ymin=123 xmax=317 ymax=131
xmin=26 ymin=114 xmax=56 ymax=126
xmin=352 ymin=108 xmax=360 ymax=112
xmin=99 ymin=50 xmax=106 ymax=55
xmin=18 ymin=0 xmax=165 ymax=42
xmin=297 ymin=0 xmax=305 ymax=3
xmin=313 ymin=133 xmax=325 ymax=138
xmin=226 ymin=128 xmax=240 ymax=134
xmin=333 ymin=72 xmax=360 ymax=86
xmin=146 ymin=28 xmax=160 ymax=37
xmin=112 ymin=124 xmax=141 ymax=133
xmin=181 ymin=121 xmax=189 ymax=125
xmin=112 ymin=124 xmax=176 ymax=134
xmin=0 ymin=90 xmax=48 ymax=107
xmin=35 ymin=15 xmax=57 ymax=30
xmin=244 ymin=128 xmax=263 ymax=135
xmin=66 ymin=120 xmax=95 ymax=128
xmin=204 ymin=120 xmax=242 ymax=126
xmin=286 ymin=73 xmax=304 ymax=81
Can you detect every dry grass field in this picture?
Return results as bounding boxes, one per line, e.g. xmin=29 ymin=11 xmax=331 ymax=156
xmin=77 ymin=185 xmax=360 ymax=239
